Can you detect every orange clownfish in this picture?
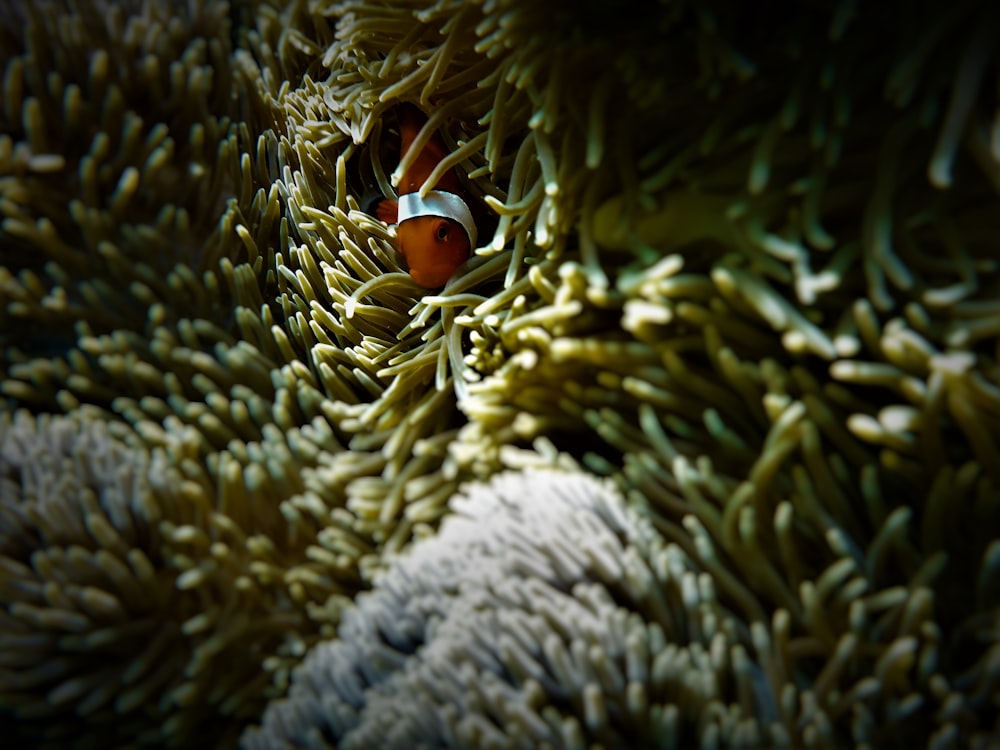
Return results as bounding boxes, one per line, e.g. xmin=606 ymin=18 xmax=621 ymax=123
xmin=376 ymin=104 xmax=478 ymax=288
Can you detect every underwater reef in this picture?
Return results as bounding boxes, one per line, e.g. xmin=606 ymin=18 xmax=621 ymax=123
xmin=1 ymin=0 xmax=1000 ymax=747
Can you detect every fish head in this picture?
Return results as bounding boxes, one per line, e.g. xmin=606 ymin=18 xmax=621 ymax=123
xmin=398 ymin=215 xmax=470 ymax=288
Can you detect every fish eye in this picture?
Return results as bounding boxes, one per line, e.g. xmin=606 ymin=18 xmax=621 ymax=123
xmin=435 ymin=222 xmax=449 ymax=241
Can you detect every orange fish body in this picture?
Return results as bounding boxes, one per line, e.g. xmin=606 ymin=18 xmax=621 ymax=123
xmin=377 ymin=104 xmax=476 ymax=288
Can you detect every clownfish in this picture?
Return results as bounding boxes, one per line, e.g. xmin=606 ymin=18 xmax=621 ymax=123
xmin=376 ymin=104 xmax=479 ymax=288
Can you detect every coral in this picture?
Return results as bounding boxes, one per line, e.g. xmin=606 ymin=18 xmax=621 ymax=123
xmin=1 ymin=0 xmax=1000 ymax=747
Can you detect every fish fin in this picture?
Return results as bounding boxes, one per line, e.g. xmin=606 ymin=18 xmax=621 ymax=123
xmin=360 ymin=190 xmax=385 ymax=215
xmin=376 ymin=199 xmax=398 ymax=224
xmin=397 ymin=103 xmax=426 ymax=157
xmin=395 ymin=103 xmax=458 ymax=195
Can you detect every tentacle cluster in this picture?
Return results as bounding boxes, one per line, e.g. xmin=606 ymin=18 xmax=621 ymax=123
xmin=1 ymin=0 xmax=999 ymax=748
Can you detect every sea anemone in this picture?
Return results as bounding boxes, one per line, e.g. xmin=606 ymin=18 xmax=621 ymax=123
xmin=244 ymin=469 xmax=784 ymax=749
xmin=2 ymin=0 xmax=1000 ymax=747
xmin=0 ymin=411 xmax=311 ymax=748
